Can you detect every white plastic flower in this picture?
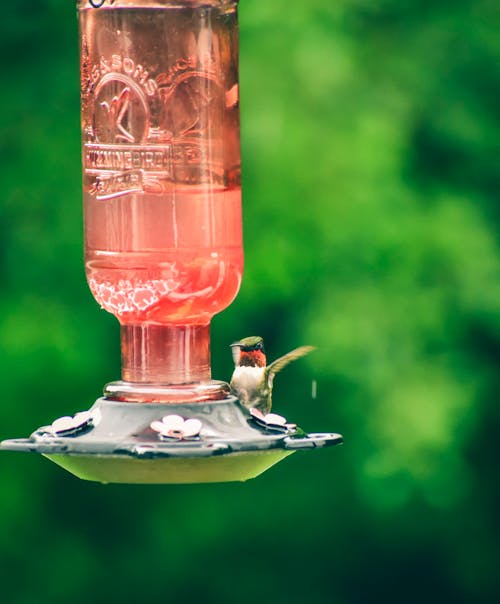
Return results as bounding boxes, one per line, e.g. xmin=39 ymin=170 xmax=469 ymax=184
xmin=50 ymin=411 xmax=96 ymax=436
xmin=150 ymin=415 xmax=202 ymax=440
xmin=249 ymin=408 xmax=297 ymax=433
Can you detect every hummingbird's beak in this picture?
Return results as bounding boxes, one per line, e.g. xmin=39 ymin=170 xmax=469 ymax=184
xmin=230 ymin=342 xmax=242 ymax=365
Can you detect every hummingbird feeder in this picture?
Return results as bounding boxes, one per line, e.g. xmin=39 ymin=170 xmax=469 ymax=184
xmin=1 ymin=0 xmax=342 ymax=484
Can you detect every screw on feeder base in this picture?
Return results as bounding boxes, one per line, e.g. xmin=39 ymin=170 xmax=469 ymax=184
xmin=0 ymin=397 xmax=343 ymax=484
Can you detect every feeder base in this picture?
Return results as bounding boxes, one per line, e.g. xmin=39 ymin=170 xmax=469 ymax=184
xmin=1 ymin=396 xmax=342 ymax=484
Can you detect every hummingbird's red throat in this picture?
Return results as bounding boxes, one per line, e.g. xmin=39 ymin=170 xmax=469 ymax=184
xmin=239 ymin=349 xmax=266 ymax=368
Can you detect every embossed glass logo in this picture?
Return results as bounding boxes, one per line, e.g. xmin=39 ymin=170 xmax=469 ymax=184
xmin=84 ymin=53 xmax=223 ymax=200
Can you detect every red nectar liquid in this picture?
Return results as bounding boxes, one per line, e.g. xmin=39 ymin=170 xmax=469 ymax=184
xmin=79 ymin=1 xmax=242 ymax=387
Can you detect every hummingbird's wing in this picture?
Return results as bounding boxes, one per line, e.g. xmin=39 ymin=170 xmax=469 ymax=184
xmin=264 ymin=345 xmax=315 ymax=388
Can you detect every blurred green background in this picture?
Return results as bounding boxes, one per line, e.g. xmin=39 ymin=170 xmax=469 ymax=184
xmin=1 ymin=0 xmax=499 ymax=602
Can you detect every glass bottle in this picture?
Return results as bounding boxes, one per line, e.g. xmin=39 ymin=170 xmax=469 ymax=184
xmin=78 ymin=0 xmax=243 ymax=401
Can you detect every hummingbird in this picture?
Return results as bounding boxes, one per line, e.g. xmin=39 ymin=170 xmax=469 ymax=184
xmin=230 ymin=336 xmax=315 ymax=414
xmin=100 ymin=87 xmax=135 ymax=143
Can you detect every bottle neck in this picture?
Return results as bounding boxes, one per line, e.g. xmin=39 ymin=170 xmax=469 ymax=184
xmin=120 ymin=323 xmax=211 ymax=384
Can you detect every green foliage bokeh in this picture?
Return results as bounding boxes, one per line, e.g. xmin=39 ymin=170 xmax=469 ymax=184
xmin=1 ymin=1 xmax=499 ymax=603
